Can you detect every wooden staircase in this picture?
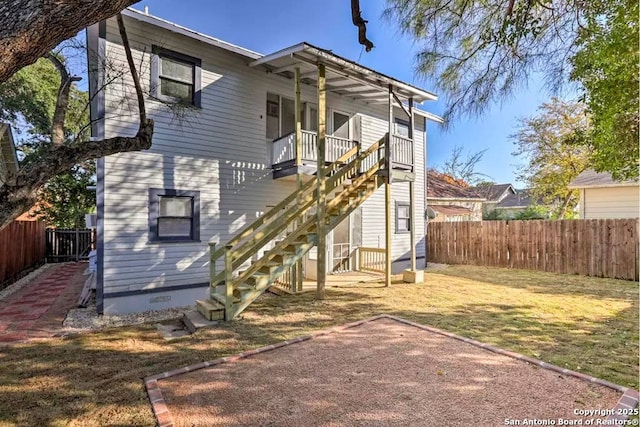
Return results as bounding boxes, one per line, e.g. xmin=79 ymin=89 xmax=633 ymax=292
xmin=197 ymin=136 xmax=387 ymax=321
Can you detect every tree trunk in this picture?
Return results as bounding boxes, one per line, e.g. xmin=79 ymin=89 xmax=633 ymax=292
xmin=0 ymin=0 xmax=140 ymax=83
xmin=0 ymin=12 xmax=152 ymax=231
xmin=0 ymin=124 xmax=153 ymax=228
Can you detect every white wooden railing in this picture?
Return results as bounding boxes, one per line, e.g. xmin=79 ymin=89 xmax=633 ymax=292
xmin=272 ymin=130 xmax=358 ymax=167
xmin=390 ymin=134 xmax=414 ymax=169
xmin=271 ymin=132 xmax=295 ymax=165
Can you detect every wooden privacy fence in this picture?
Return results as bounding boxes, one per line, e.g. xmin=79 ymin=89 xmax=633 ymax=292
xmin=0 ymin=221 xmax=47 ymax=289
xmin=427 ymin=219 xmax=639 ymax=281
xmin=46 ymin=228 xmax=93 ymax=263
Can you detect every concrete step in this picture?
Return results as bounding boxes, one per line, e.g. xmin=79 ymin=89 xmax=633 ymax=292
xmin=182 ymin=310 xmax=218 ymax=333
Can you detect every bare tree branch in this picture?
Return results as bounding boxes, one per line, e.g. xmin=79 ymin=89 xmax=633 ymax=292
xmin=116 ymin=13 xmax=146 ymax=126
xmin=47 ymin=53 xmax=82 ymax=146
xmin=0 ymin=11 xmax=153 ymax=230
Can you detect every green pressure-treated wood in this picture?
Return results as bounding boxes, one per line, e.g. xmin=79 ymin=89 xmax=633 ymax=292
xmin=317 ymin=63 xmax=327 ymax=300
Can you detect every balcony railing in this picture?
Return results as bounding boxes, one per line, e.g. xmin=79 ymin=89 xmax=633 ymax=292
xmin=390 ymin=134 xmax=414 ymax=171
xmin=272 ymin=130 xmax=358 ymax=167
xmin=272 ymin=130 xmax=414 ymax=174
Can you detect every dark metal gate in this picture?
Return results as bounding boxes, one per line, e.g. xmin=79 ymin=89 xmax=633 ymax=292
xmin=45 ymin=229 xmax=94 ymax=262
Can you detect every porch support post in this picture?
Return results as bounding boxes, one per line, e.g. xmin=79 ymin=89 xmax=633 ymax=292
xmin=408 ymin=98 xmax=416 ymax=271
xmin=385 ymin=84 xmax=393 ymax=287
xmin=316 ymin=63 xmax=327 ymax=299
xmin=294 ymin=66 xmax=303 ymax=292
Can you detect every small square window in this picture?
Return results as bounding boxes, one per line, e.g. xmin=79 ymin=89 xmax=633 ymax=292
xmin=396 ymin=201 xmax=411 ymax=233
xmin=149 ymin=189 xmax=200 ymax=242
xmin=152 ymin=46 xmax=201 ymax=107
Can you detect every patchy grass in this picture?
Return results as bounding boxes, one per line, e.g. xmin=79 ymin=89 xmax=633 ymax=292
xmin=0 ymin=265 xmax=637 ymax=426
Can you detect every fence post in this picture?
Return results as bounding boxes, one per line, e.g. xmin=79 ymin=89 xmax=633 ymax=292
xmin=75 ymin=228 xmax=80 ymax=262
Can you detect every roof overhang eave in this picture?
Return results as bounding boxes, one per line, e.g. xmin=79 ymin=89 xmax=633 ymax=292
xmin=249 ymin=43 xmax=438 ymax=103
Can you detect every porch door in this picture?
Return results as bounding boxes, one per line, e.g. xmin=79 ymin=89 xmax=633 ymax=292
xmin=330 ymin=215 xmax=351 ymax=273
xmin=331 ymin=110 xmax=350 ymax=139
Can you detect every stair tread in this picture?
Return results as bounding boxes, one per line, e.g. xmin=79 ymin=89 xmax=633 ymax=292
xmin=211 ymin=293 xmax=240 ymax=305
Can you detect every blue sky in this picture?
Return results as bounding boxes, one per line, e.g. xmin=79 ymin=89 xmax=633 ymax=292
xmin=133 ymin=0 xmax=552 ymax=186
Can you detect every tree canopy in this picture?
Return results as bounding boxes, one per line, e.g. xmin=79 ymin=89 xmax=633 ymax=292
xmin=570 ymin=0 xmax=639 ymax=181
xmin=512 ymin=98 xmax=591 ymax=219
xmin=385 ymin=0 xmax=638 ymax=179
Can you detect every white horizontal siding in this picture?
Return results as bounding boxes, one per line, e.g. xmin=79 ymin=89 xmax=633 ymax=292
xmin=583 ymin=186 xmax=639 ymax=219
xmin=100 ymin=15 xmax=429 ymax=301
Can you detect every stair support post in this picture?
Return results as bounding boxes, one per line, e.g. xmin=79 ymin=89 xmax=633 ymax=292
xmin=316 ymin=63 xmax=327 ymax=299
xmin=385 ymin=84 xmax=393 ymax=287
xmin=224 ymin=244 xmax=234 ymax=321
xmin=209 ymin=242 xmax=217 ymax=297
xmin=294 ymin=66 xmax=304 ymax=293
xmin=408 ymin=98 xmax=416 ymax=271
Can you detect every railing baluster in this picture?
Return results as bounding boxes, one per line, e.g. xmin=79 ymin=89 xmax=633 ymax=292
xmin=224 ymin=245 xmax=233 ymax=321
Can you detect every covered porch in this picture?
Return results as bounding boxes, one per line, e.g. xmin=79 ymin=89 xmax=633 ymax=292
xmin=249 ymin=42 xmax=440 ymax=294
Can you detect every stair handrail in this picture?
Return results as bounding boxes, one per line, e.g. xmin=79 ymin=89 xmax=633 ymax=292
xmin=227 ymin=138 xmax=387 ymax=292
xmin=210 ymin=144 xmax=359 ymax=261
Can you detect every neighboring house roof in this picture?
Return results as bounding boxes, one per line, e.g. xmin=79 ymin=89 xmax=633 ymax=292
xmin=568 ymin=169 xmax=638 ymax=189
xmin=0 ymin=123 xmax=19 ymax=187
xmin=430 ymin=205 xmax=472 ymax=216
xmin=495 ymin=189 xmax=545 ymax=209
xmin=468 ymin=183 xmax=516 ymax=202
xmin=426 ymin=170 xmax=484 ymax=200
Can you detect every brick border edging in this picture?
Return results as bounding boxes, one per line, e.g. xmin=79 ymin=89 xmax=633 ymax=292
xmin=382 ymin=315 xmax=639 ymax=424
xmin=144 ymin=314 xmax=638 ymax=427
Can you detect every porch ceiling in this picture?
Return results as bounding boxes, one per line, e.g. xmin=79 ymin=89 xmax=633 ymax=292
xmin=248 ymin=42 xmax=438 ymax=105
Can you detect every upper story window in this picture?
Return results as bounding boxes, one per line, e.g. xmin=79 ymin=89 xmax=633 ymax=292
xmin=394 ymin=118 xmax=410 ymax=138
xmin=151 ymin=46 xmax=201 ymax=107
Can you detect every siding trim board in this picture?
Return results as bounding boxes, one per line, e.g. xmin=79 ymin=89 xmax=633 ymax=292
xmin=87 ymin=20 xmax=107 ymax=314
xmin=103 ymin=281 xmax=208 ymax=298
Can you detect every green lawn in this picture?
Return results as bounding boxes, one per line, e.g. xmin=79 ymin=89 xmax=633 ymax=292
xmin=0 ymin=265 xmax=637 ymax=426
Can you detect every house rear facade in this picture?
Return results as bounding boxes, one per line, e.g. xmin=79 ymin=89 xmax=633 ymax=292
xmin=88 ymin=9 xmax=441 ymax=315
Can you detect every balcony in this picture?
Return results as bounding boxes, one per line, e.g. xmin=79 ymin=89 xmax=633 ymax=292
xmin=271 ymin=130 xmax=358 ymax=179
xmin=271 ymin=130 xmax=415 ymax=181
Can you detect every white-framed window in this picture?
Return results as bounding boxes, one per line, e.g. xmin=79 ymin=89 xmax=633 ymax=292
xmin=396 ymin=201 xmax=411 ymax=233
xmin=151 ymin=46 xmax=201 ymax=107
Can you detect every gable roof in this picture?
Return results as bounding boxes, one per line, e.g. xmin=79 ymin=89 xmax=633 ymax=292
xmin=122 ymin=8 xmax=443 ymax=122
xmin=426 ymin=170 xmax=484 ymax=200
xmin=568 ymin=169 xmax=638 ymax=189
xmin=430 ymin=205 xmax=473 ymax=215
xmin=0 ymin=123 xmax=19 ymax=187
xmin=495 ymin=189 xmax=547 ymax=209
xmin=467 ymin=183 xmax=516 ymax=202
xmin=123 ymin=8 xmax=262 ymax=59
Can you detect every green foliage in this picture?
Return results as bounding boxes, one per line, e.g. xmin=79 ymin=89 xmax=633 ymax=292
xmin=32 ymin=162 xmax=95 ymax=228
xmin=512 ymin=99 xmax=591 ymax=219
xmin=0 ymin=57 xmax=88 ymax=152
xmin=571 ymin=0 xmax=639 ymax=181
xmin=0 ymin=53 xmax=94 ymax=226
xmin=385 ymin=0 xmax=581 ymax=122
xmin=385 ymin=0 xmax=638 ymax=179
xmin=483 ymin=209 xmax=503 ymax=220
xmin=513 ymin=205 xmax=551 ymax=220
